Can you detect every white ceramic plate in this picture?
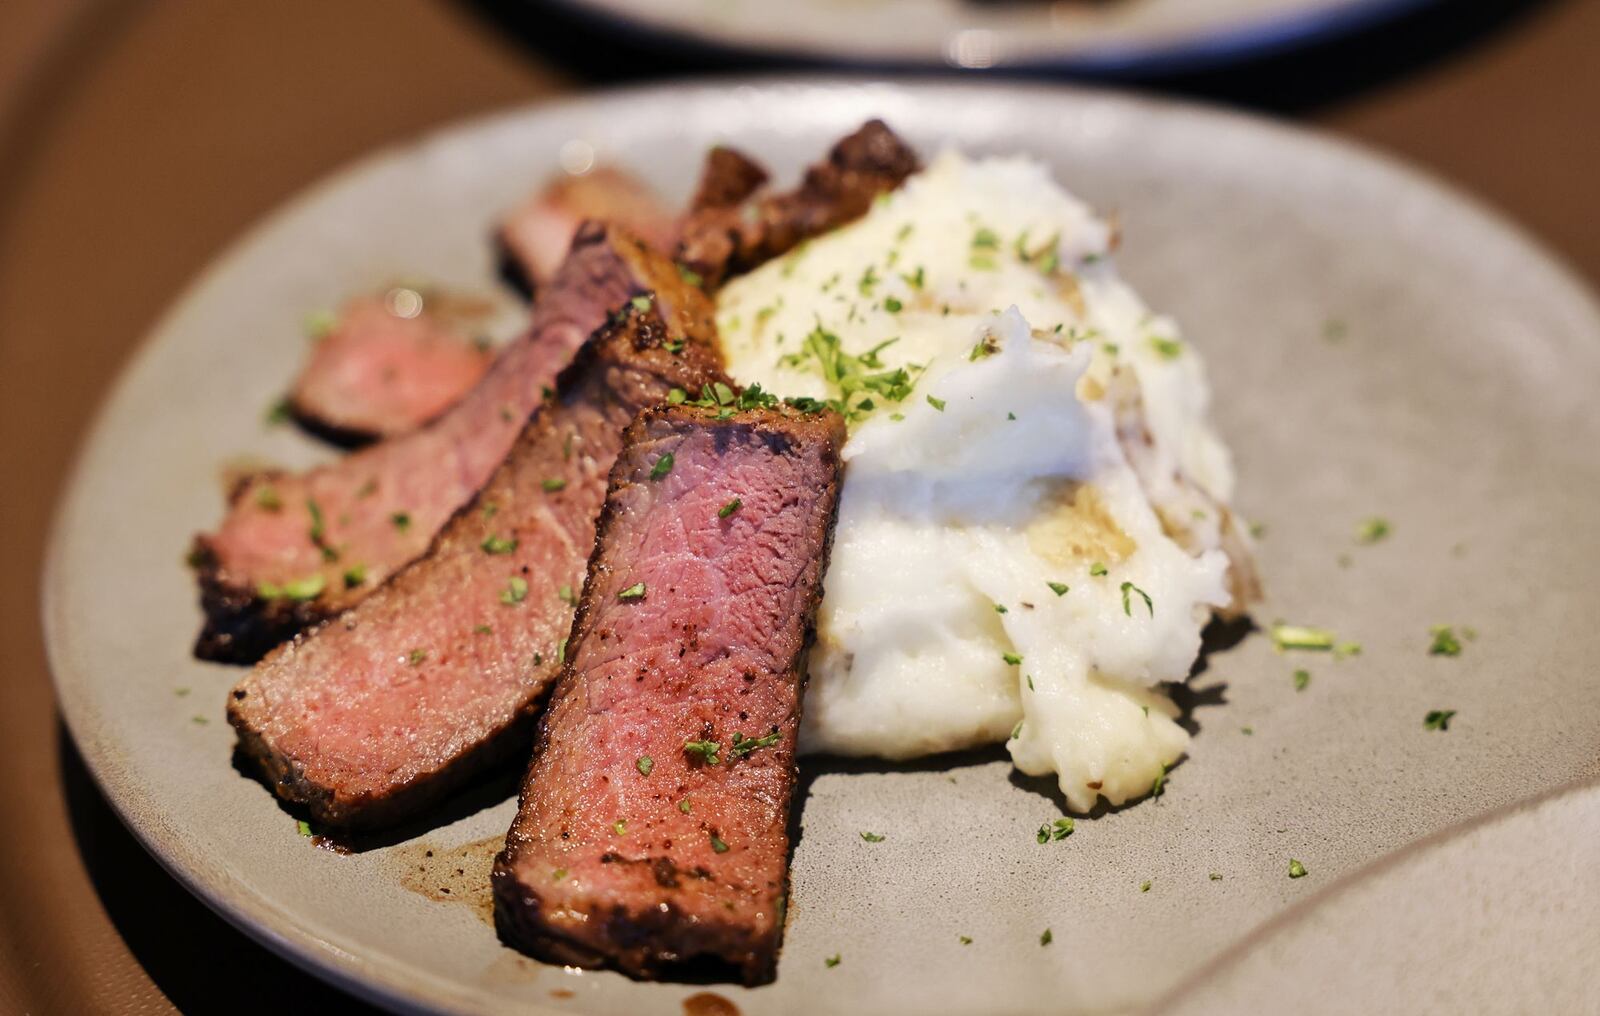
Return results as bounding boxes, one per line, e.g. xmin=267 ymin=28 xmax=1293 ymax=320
xmin=545 ymin=0 xmax=1438 ymax=73
xmin=45 ymin=79 xmax=1600 ymax=1015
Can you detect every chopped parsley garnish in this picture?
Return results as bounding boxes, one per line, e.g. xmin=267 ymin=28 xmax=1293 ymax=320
xmin=857 ymin=265 xmax=879 ymax=296
xmin=663 ymin=338 xmax=684 ymax=354
xmin=783 ymin=324 xmax=922 ymax=421
xmin=902 ymin=266 xmax=925 ymax=290
xmin=959 ymin=935 xmax=972 ymax=945
xmin=1047 ymin=581 xmax=1069 ymax=596
xmin=859 ymin=831 xmax=885 ymax=843
xmin=500 ymin=576 xmax=528 ymax=605
xmin=1009 ymin=719 xmax=1023 ymax=740
xmin=1428 ymin=625 xmax=1463 ymax=657
xmin=1424 ymin=709 xmax=1456 ymax=731
xmin=994 ymin=603 xmax=1008 ymax=614
xmin=407 ymin=648 xmax=427 ymax=665
xmin=1241 ymin=726 xmax=1254 ymax=736
xmin=356 ymin=478 xmax=378 ymax=498
xmin=481 ymin=502 xmax=498 ymax=518
xmin=883 ymin=296 xmax=903 ymax=314
xmin=1002 ymin=652 xmax=1022 ymax=666
xmin=473 ymin=624 xmax=493 ymax=635
xmin=551 ymin=868 xmax=568 ymax=881
xmin=971 ymin=227 xmax=1000 ymax=250
xmin=926 ymin=394 xmax=946 ymax=412
xmin=480 ymin=535 xmax=517 ymax=555
xmin=650 ymin=453 xmax=675 ymax=479
xmin=969 ymin=335 xmax=999 ymax=361
xmin=676 ymin=264 xmax=703 ymax=287
xmin=390 ymin=511 xmax=412 ymax=532
xmin=667 ymin=387 xmax=687 ymax=405
xmin=264 ymin=397 xmax=291 ymax=425
xmin=896 ymin=223 xmax=914 ymax=241
xmin=1089 ymin=562 xmax=1108 ymax=577
xmin=306 ymin=498 xmax=336 ymax=561
xmin=729 ymin=729 xmax=781 ymax=758
xmin=709 ymin=832 xmax=730 ymax=854
xmin=824 ymin=954 xmax=841 ymax=968
xmin=1355 ymin=517 xmax=1391 ymax=544
xmin=1140 ymin=880 xmax=1152 ymax=893
xmin=191 ymin=715 xmax=209 ymax=725
xmin=556 ymin=637 xmax=567 ymax=663
xmin=342 ymin=563 xmax=367 ymax=588
xmin=297 ymin=819 xmax=313 ymax=837
xmin=1151 ymin=765 xmax=1167 ymax=798
xmin=1121 ymin=581 xmax=1154 ymax=617
xmin=678 ymin=798 xmax=692 ymax=814
xmin=541 ymin=477 xmax=567 ymax=492
xmin=1293 ymin=668 xmax=1311 ymax=691
xmin=618 ymin=582 xmax=646 ymax=601
xmin=718 ymin=498 xmax=742 ymax=519
xmin=683 ymin=739 xmax=721 ymax=765
xmin=1149 ymin=336 xmax=1184 ymax=360
xmin=1040 ymin=929 xmax=1053 ymax=946
xmin=630 ymin=294 xmax=653 ymax=314
xmin=557 ymin=584 xmax=575 ymax=605
xmin=612 ymin=819 xmax=627 ymax=835
xmin=1288 ymin=858 xmax=1308 ymax=879
xmin=304 ymin=309 xmax=337 ymax=340
xmin=1209 ymin=872 xmax=1223 ymax=881
xmin=1270 ymin=624 xmax=1336 ymax=651
xmin=257 ymin=574 xmax=326 ymax=602
xmin=254 ymin=486 xmax=282 ymax=511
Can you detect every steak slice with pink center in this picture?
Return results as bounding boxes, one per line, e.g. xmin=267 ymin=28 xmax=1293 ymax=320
xmin=492 ymin=403 xmax=847 ymax=985
xmin=227 ymin=288 xmax=727 ymax=830
xmin=192 ymin=224 xmax=673 ymax=662
xmin=287 ymin=288 xmax=497 ymax=445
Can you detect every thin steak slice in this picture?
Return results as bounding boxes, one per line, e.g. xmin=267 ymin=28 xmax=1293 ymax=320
xmin=192 ymin=224 xmax=673 ymax=662
xmin=677 ymin=119 xmax=920 ymax=289
xmin=498 ymin=167 xmax=677 ymax=298
xmin=492 ymin=403 xmax=847 ymax=985
xmin=227 ymin=294 xmax=727 ymax=830
xmin=287 ymin=288 xmax=497 ymax=445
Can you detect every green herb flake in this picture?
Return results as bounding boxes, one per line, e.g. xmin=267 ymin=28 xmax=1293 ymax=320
xmin=618 ymin=582 xmax=646 ymax=601
xmin=859 ymin=831 xmax=885 ymax=843
xmin=256 ymin=574 xmax=327 ymax=602
xmin=1209 ymin=872 xmax=1223 ymax=881
xmin=1002 ymin=652 xmax=1022 ymax=666
xmin=1045 ymin=580 xmax=1070 ymax=597
xmin=1241 ymin=726 xmax=1255 ymax=736
xmin=1121 ymin=581 xmax=1154 ymax=617
xmin=556 ymin=637 xmax=567 ymax=664
xmin=264 ymin=397 xmax=291 ymax=426
xmin=883 ymin=295 xmax=904 ymax=314
xmin=342 ymin=563 xmax=367 ymax=589
xmin=667 ymin=387 xmax=688 ymax=405
xmin=683 ymin=739 xmax=722 ymax=766
xmin=678 ymin=799 xmax=692 ymax=814
xmin=1429 ymin=625 xmax=1463 ymax=657
xmin=480 ymin=534 xmax=518 ymax=555
xmin=303 ymin=310 xmax=337 ymax=341
xmin=297 ymin=819 xmax=313 ymax=837
xmin=500 ymin=576 xmax=529 ymax=605
xmin=824 ymin=954 xmax=841 ymax=968
xmin=1293 ymin=668 xmax=1311 ymax=691
xmin=551 ymin=868 xmax=568 ymax=882
xmin=630 ymin=294 xmax=654 ymax=314
xmin=959 ymin=935 xmax=972 ymax=945
xmin=1009 ymin=719 xmax=1023 ymax=740
xmin=254 ymin=485 xmax=283 ymax=511
xmin=1051 ymin=818 xmax=1074 ymax=841
xmin=541 ymin=477 xmax=567 ymax=493
xmin=1089 ymin=562 xmax=1108 ymax=577
xmin=1150 ymin=765 xmax=1167 ymax=798
xmin=1271 ymin=624 xmax=1336 ymax=651
xmin=1355 ymin=517 xmax=1391 ymax=544
xmin=1288 ymin=858 xmax=1308 ymax=879
xmin=1150 ymin=336 xmax=1184 ymax=360
xmin=636 ymin=756 xmax=654 ymax=776
xmin=1036 ymin=824 xmax=1050 ymax=845
xmin=709 ymin=833 xmax=730 ymax=854
xmin=612 ymin=819 xmax=627 ymax=836
xmin=718 ymin=498 xmax=742 ymax=519
xmin=1140 ymin=880 xmax=1152 ymax=893
xmin=993 ymin=603 xmax=1008 ymax=614
xmin=925 ymin=394 xmax=946 ymax=412
xmin=971 ymin=227 xmax=1000 ymax=251
xmin=557 ymin=585 xmax=576 ymax=605
xmin=407 ymin=648 xmax=427 ymax=665
xmin=676 ymin=264 xmax=703 ymax=287
xmin=728 ymin=729 xmax=781 ymax=759
xmin=650 ymin=453 xmax=675 ymax=480
xmin=390 ymin=511 xmax=412 ymax=533
xmin=473 ymin=624 xmax=493 ymax=635
xmin=191 ymin=715 xmax=209 ymax=726
xmin=1424 ymin=709 xmax=1457 ymax=731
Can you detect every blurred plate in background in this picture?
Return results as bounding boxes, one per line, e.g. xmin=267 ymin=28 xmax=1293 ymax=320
xmin=540 ymin=0 xmax=1440 ymax=73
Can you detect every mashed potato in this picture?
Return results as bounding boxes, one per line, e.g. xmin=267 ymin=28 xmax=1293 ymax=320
xmin=715 ymin=151 xmax=1247 ymax=811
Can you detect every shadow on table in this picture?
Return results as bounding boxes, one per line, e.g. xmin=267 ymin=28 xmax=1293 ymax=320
xmin=57 ymin=723 xmax=383 ymax=1015
xmin=463 ymin=0 xmax=1562 ymax=115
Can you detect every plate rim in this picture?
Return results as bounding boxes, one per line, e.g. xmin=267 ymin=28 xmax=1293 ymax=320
xmin=41 ymin=74 xmax=1600 ymax=1016
xmin=539 ymin=0 xmax=1444 ymax=75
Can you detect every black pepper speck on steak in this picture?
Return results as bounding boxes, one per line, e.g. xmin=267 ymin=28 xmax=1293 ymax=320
xmin=227 ymin=276 xmax=728 ymax=830
xmin=492 ymin=403 xmax=847 ymax=985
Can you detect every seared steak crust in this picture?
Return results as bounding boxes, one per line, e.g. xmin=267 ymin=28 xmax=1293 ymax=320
xmin=492 ymin=404 xmax=847 ymax=985
xmin=677 ymin=119 xmax=920 ymax=289
xmin=227 ymin=284 xmax=726 ymax=830
xmin=193 ymin=224 xmax=677 ymax=662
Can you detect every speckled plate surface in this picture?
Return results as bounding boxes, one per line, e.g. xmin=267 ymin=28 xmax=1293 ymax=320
xmin=543 ymin=0 xmax=1437 ymax=74
xmin=44 ymin=79 xmax=1600 ymax=1015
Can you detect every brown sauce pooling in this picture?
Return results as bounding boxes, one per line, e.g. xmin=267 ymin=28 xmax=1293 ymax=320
xmin=683 ymin=991 xmax=741 ymax=1016
xmin=387 ymin=835 xmax=502 ymax=926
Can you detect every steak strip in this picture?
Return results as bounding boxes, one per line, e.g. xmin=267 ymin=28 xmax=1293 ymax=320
xmin=492 ymin=403 xmax=847 ymax=985
xmin=228 ymin=285 xmax=726 ymax=830
xmin=192 ymin=225 xmax=674 ymax=662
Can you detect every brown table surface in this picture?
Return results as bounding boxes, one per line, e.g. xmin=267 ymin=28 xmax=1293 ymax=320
xmin=1 ymin=2 xmax=1595 ymax=1012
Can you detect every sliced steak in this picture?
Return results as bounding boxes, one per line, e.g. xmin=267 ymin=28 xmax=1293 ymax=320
xmin=677 ymin=119 xmax=920 ymax=289
xmin=492 ymin=403 xmax=847 ymax=985
xmin=192 ymin=224 xmax=679 ymax=662
xmin=227 ymin=295 xmax=727 ymax=829
xmin=287 ymin=288 xmax=497 ymax=445
xmin=498 ymin=167 xmax=676 ymax=298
